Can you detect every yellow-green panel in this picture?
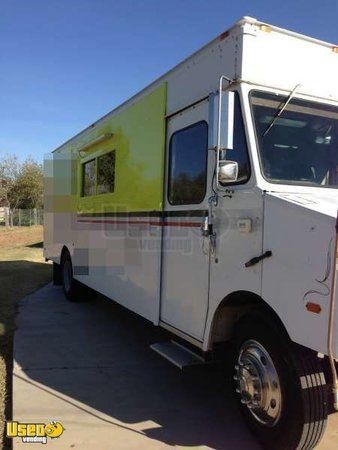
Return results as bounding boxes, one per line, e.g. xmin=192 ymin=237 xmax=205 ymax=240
xmin=53 ymin=84 xmax=167 ymax=214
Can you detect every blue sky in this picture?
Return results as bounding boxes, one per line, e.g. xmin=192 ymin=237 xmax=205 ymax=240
xmin=1 ymin=0 xmax=337 ymax=162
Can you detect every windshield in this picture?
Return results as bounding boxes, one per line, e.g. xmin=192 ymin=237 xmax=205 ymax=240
xmin=250 ymin=91 xmax=338 ymax=188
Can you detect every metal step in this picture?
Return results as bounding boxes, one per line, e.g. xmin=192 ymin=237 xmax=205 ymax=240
xmin=150 ymin=340 xmax=205 ymax=369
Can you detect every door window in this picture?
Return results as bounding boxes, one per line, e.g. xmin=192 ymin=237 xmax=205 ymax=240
xmin=168 ymin=121 xmax=208 ymax=205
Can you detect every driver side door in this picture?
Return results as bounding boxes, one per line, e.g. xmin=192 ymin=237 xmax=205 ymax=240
xmin=160 ymin=99 xmax=213 ymax=340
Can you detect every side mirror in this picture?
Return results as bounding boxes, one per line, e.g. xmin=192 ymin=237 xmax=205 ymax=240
xmin=218 ymin=160 xmax=239 ymax=184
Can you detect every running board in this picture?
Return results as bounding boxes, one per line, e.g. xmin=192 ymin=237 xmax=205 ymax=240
xmin=150 ymin=340 xmax=205 ymax=369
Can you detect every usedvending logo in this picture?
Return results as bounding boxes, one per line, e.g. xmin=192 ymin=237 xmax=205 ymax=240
xmin=6 ymin=420 xmax=64 ymax=444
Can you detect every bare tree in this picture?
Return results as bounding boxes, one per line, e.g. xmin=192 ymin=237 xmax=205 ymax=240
xmin=0 ymin=154 xmax=43 ymax=226
xmin=0 ymin=155 xmax=20 ymax=205
xmin=0 ymin=155 xmax=21 ymax=226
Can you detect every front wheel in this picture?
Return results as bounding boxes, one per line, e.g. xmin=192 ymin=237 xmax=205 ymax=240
xmin=233 ymin=310 xmax=328 ymax=450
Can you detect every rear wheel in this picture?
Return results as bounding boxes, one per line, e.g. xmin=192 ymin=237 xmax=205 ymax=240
xmin=61 ymin=251 xmax=82 ymax=301
xmin=233 ymin=310 xmax=328 ymax=450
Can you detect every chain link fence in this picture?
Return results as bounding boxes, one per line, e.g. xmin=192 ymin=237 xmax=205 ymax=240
xmin=0 ymin=207 xmax=43 ymax=227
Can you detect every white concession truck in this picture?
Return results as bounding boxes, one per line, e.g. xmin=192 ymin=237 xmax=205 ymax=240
xmin=44 ymin=17 xmax=338 ymax=449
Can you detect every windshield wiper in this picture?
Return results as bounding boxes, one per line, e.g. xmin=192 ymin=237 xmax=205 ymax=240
xmin=263 ymin=84 xmax=301 ymax=137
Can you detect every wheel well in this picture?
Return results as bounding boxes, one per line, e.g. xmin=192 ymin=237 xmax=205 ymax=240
xmin=209 ymin=291 xmax=290 ymax=347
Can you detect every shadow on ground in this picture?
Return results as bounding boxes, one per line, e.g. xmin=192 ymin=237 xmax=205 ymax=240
xmin=13 ymin=283 xmax=261 ymax=449
xmin=0 ymin=260 xmax=51 ymax=449
xmin=25 ymin=242 xmax=43 ymax=249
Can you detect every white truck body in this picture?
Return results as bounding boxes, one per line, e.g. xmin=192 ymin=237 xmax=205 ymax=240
xmin=44 ymin=16 xmax=338 ymax=362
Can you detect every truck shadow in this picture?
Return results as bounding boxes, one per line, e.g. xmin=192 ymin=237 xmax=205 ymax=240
xmin=13 ymin=283 xmax=261 ymax=449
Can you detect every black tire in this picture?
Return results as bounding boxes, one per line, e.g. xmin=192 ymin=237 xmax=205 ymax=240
xmin=52 ymin=262 xmax=62 ymax=285
xmin=232 ymin=309 xmax=328 ymax=450
xmin=60 ymin=250 xmax=82 ymax=302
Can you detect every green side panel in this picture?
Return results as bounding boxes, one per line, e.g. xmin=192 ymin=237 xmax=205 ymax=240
xmin=52 ymin=83 xmax=167 ymax=214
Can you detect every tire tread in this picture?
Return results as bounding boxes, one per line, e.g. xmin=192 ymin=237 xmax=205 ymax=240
xmin=233 ymin=310 xmax=328 ymax=450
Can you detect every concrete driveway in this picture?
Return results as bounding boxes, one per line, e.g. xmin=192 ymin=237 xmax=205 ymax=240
xmin=12 ymin=284 xmax=338 ymax=449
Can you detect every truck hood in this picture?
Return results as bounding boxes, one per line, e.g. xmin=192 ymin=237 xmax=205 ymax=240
xmin=267 ymin=191 xmax=338 ymax=219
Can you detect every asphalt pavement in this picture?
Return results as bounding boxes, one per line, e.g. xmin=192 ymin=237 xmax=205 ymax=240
xmin=12 ymin=284 xmax=338 ymax=449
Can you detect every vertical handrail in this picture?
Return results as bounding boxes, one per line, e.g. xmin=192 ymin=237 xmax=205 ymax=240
xmin=215 ymin=75 xmax=233 ymax=190
xmin=216 ymin=76 xmax=226 ymax=189
xmin=328 ymin=212 xmax=338 ymax=410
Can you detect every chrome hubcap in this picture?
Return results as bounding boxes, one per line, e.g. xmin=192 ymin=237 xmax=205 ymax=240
xmin=234 ymin=340 xmax=282 ymax=427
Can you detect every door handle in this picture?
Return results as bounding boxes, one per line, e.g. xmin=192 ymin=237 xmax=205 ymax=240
xmin=245 ymin=251 xmax=272 ymax=268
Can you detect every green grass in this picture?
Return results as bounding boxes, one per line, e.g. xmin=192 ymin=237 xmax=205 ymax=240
xmin=0 ymin=226 xmax=52 ymax=449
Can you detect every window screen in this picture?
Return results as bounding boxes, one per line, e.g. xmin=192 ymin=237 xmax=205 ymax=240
xmin=97 ymin=151 xmax=115 ymax=194
xmin=168 ymin=121 xmax=208 ymax=205
xmin=83 ymin=159 xmax=96 ymax=196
